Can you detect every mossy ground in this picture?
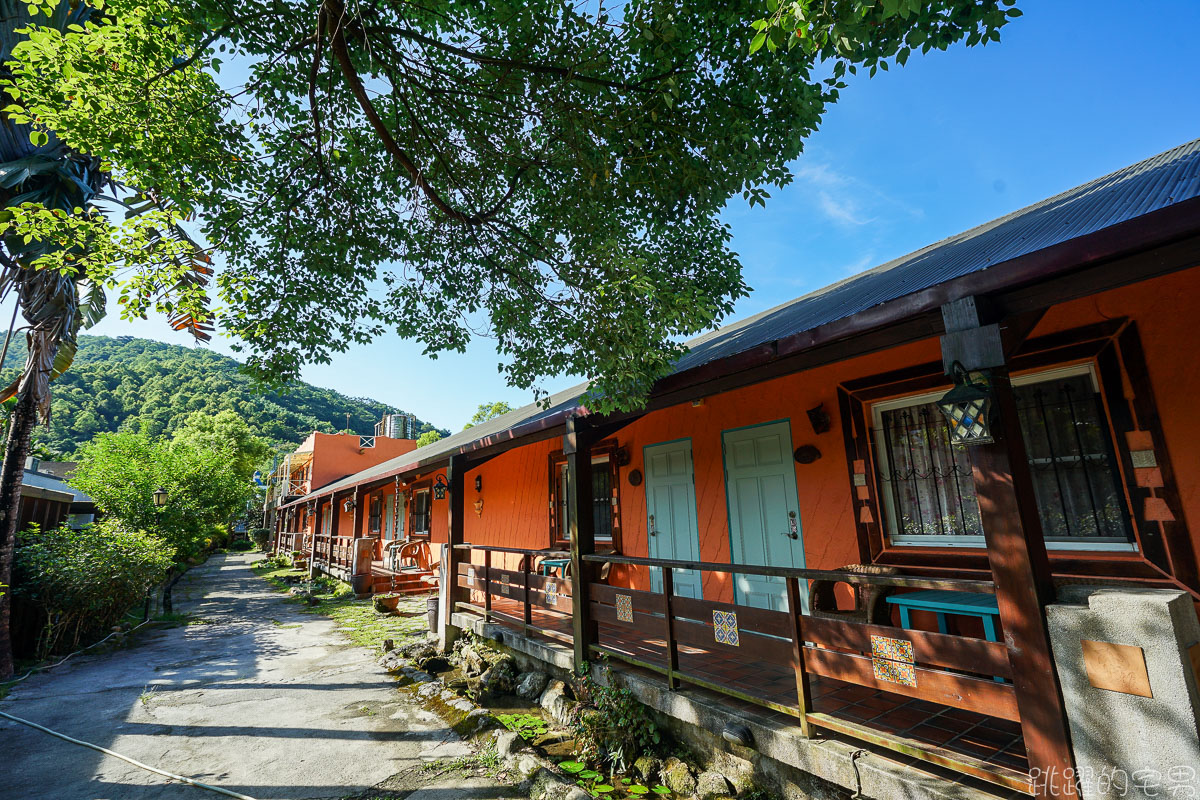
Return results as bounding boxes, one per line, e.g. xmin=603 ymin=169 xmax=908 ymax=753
xmin=251 ymin=557 xmax=430 ymax=651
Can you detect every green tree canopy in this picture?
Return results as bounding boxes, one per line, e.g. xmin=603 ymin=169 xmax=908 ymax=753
xmin=3 ymin=0 xmax=1017 ymax=412
xmin=69 ymin=418 xmax=262 ymax=561
xmin=464 ymin=402 xmax=514 ymax=430
xmin=169 ymin=410 xmax=272 ymax=477
xmin=415 ymin=430 xmax=444 ymax=448
xmin=0 ymin=335 xmax=448 ymax=457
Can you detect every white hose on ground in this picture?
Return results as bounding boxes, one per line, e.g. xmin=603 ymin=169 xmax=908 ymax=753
xmin=0 ymin=709 xmax=259 ymax=800
xmin=5 ymin=618 xmax=154 ymax=687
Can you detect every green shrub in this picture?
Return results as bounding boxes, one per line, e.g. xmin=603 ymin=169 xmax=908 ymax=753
xmin=572 ymin=661 xmax=662 ymax=772
xmin=230 ymin=539 xmax=254 ymax=551
xmin=14 ymin=521 xmax=173 ymax=658
xmin=249 ymin=527 xmax=271 ymax=550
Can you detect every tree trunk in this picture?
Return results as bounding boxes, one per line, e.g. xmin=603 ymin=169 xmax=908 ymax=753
xmin=161 ymin=566 xmax=187 ymax=616
xmin=0 ymin=388 xmax=40 ymax=679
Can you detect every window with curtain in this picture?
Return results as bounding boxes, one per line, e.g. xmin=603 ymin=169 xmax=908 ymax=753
xmin=871 ymin=365 xmax=1134 ymax=550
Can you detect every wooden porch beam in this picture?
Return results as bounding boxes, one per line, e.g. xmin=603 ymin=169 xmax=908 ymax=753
xmin=441 ymin=453 xmax=466 ymax=651
xmin=566 ymin=416 xmax=600 ymax=669
xmin=974 ymin=369 xmax=1076 ymax=798
xmin=945 ymin=302 xmax=1076 ymax=798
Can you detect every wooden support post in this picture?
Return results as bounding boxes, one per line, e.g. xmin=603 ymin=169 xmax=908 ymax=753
xmin=786 ymin=576 xmax=813 ymax=738
xmin=442 ymin=454 xmax=466 ymax=651
xmin=523 ymin=555 xmax=532 ymax=637
xmin=566 ymin=416 xmax=599 ymax=671
xmin=484 ymin=550 xmax=492 ymax=617
xmin=974 ymin=367 xmax=1077 ymax=799
xmin=662 ymin=566 xmax=679 ymax=690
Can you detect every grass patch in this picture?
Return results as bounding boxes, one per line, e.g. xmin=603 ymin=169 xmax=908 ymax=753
xmin=251 ymin=562 xmax=429 ymax=651
xmin=302 ymin=594 xmax=429 ymax=650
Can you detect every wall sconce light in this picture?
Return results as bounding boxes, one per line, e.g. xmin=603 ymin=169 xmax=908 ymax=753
xmin=343 ymin=497 xmax=355 ymax=513
xmin=614 ymin=446 xmax=631 ymax=467
xmin=474 ymin=475 xmax=482 ymax=492
xmin=433 ymin=474 xmax=449 ymax=500
xmin=807 ymin=403 xmax=831 ymax=434
xmin=937 ymin=362 xmax=995 ymax=445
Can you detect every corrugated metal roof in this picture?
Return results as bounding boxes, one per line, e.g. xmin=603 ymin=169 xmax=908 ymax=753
xmin=21 ymin=469 xmax=88 ymax=503
xmin=287 ymin=138 xmax=1200 ymax=505
xmin=296 ymin=380 xmax=589 ymax=501
xmin=676 ymin=137 xmax=1200 ymax=371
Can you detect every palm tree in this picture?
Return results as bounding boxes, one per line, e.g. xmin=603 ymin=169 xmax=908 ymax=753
xmin=0 ymin=1 xmax=211 ymax=677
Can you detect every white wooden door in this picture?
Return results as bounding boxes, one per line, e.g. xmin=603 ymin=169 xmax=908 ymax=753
xmin=644 ymin=440 xmax=702 ymax=598
xmin=722 ymin=421 xmax=807 ymax=612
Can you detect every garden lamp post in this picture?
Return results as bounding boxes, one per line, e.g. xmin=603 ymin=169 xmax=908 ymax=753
xmin=152 ymin=486 xmax=169 ymax=510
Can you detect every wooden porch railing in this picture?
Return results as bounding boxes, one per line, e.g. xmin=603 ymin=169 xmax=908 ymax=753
xmin=312 ymin=534 xmax=354 ymax=571
xmin=453 ymin=545 xmax=573 ymax=645
xmin=453 ymin=543 xmax=1034 ymax=794
xmin=581 ymin=554 xmax=1027 ymax=792
xmin=276 ymin=531 xmax=303 ymax=555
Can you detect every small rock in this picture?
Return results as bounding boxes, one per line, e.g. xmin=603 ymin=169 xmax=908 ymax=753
xmin=661 ymin=757 xmax=696 ymax=797
xmin=633 ymin=754 xmax=662 ymax=783
xmin=382 ymin=638 xmax=395 ymax=652
xmin=416 ymin=681 xmax=442 ymax=699
xmin=539 ymin=680 xmax=573 ymax=724
xmin=564 ymin=788 xmax=591 ymax=800
xmin=450 ymin=698 xmax=475 ymax=713
xmin=514 ymin=753 xmax=543 ymax=779
xmin=418 ymin=655 xmax=451 ymax=674
xmin=455 ymin=707 xmax=496 ymax=737
xmin=495 ymin=730 xmax=524 ymax=760
xmin=696 ymin=771 xmax=732 ymax=800
xmin=401 ymin=668 xmax=433 ymax=684
xmin=460 ymin=645 xmax=487 ymax=677
xmin=516 ymin=670 xmax=550 ymax=699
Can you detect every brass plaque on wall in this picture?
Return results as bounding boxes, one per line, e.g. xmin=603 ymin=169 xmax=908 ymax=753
xmin=1081 ymin=639 xmax=1152 ymax=698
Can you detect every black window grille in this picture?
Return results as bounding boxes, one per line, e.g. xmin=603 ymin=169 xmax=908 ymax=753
xmin=556 ymin=461 xmax=615 ymax=543
xmin=875 ymin=371 xmax=1133 ymax=544
xmin=1014 ymin=374 xmax=1133 ymax=542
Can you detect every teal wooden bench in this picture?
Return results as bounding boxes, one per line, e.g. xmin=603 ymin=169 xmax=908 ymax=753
xmin=885 ymin=589 xmax=1001 ymax=643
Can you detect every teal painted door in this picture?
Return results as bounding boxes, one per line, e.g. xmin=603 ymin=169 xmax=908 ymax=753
xmin=384 ymin=494 xmax=395 ymax=539
xmin=722 ymin=421 xmax=807 ymax=612
xmin=644 ymin=440 xmax=703 ymax=599
xmin=322 ymin=505 xmax=332 ymax=537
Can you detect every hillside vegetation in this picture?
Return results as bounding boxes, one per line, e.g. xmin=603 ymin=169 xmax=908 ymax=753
xmin=0 ymin=335 xmax=446 ymax=457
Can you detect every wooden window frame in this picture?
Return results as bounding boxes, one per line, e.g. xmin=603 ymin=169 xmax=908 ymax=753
xmin=869 ymin=362 xmax=1136 ymax=551
xmin=548 ymin=438 xmax=623 ymax=551
xmin=408 ymin=482 xmax=433 ymax=540
xmin=368 ymin=493 xmax=383 ymax=535
xmin=838 ymin=318 xmax=1198 ymax=592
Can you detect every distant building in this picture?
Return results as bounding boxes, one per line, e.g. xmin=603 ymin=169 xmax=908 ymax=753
xmin=19 ymin=458 xmax=95 ymax=530
xmin=264 ymin=423 xmax=420 ymax=540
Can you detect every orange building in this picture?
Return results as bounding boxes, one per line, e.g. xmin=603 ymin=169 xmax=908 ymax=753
xmin=279 ymin=140 xmax=1200 ymax=799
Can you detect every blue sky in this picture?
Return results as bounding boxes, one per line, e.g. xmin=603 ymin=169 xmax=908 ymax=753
xmin=86 ymin=0 xmax=1200 ymax=433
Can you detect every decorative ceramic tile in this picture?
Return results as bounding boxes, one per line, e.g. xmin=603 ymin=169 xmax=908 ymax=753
xmin=713 ymin=610 xmax=740 ymax=647
xmin=873 ymin=658 xmax=917 ymax=687
xmin=467 ymin=567 xmax=476 ymax=581
xmin=545 ymin=579 xmax=558 ymax=607
xmin=615 ymin=593 xmax=633 ymax=623
xmin=871 ymin=634 xmax=916 ymax=688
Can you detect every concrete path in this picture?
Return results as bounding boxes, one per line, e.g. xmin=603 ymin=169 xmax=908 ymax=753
xmin=0 ymin=553 xmax=515 ymax=800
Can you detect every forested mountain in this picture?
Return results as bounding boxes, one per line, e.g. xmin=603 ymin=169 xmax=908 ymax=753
xmin=0 ymin=335 xmax=447 ymax=457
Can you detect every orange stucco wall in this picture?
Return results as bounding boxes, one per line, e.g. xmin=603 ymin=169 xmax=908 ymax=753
xmin=451 ymin=264 xmax=1200 ymax=606
xmin=293 ymin=432 xmax=419 ymax=493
